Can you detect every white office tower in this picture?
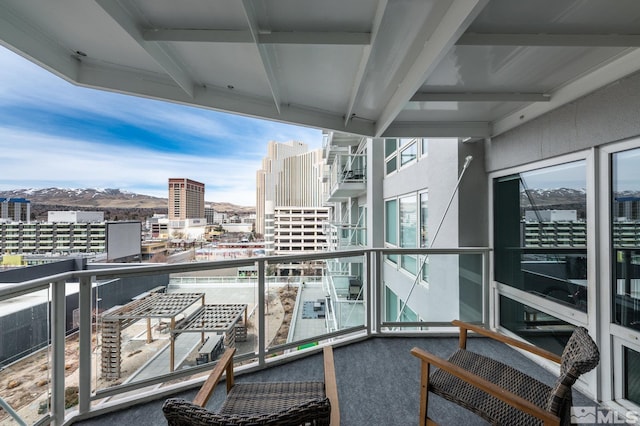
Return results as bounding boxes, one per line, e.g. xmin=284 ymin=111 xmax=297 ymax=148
xmin=256 ymin=141 xmax=328 ymax=266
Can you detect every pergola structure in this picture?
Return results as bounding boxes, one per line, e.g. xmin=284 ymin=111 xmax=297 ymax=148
xmin=101 ymin=292 xmax=205 ymax=378
xmin=171 ymin=304 xmax=248 ymax=371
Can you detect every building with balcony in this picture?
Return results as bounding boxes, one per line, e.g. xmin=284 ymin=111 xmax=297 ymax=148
xmin=0 ymin=221 xmax=141 ymax=262
xmin=4 ymin=2 xmax=640 ymax=425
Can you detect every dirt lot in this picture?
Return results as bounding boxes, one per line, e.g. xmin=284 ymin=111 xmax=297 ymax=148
xmin=0 ymin=286 xmax=296 ymax=424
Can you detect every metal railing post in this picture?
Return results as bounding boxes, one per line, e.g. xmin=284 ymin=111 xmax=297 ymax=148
xmin=374 ymin=249 xmax=382 ymax=334
xmin=258 ymin=260 xmax=266 ymax=366
xmin=78 ymin=276 xmax=92 ymax=414
xmin=51 ymin=279 xmax=66 ymax=425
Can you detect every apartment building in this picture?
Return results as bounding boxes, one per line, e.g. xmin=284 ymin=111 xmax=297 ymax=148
xmin=0 ymin=221 xmax=106 ymax=254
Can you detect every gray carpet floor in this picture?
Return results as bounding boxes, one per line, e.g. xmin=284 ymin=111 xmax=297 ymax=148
xmin=74 ymin=336 xmax=600 ymax=425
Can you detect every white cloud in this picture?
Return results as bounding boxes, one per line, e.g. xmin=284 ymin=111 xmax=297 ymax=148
xmin=0 ymin=47 xmax=324 ymax=206
xmin=0 ymin=127 xmax=261 ymax=205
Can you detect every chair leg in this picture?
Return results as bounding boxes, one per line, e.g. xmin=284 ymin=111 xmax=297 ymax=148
xmin=419 ymin=361 xmax=430 ymax=426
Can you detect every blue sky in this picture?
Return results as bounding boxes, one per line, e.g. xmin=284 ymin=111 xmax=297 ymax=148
xmin=0 ymin=46 xmax=322 ymax=206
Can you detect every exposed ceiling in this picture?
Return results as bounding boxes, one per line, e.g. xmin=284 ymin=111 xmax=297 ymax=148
xmin=2 ymin=0 xmax=640 ymax=139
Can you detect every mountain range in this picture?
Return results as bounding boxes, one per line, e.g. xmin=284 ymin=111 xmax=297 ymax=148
xmin=0 ymin=188 xmax=254 ymax=213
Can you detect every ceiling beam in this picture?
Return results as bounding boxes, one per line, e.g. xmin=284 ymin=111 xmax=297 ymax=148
xmin=457 ymin=33 xmax=640 ymax=47
xmin=383 ymin=121 xmax=490 ymax=138
xmin=343 ymin=0 xmax=388 ymax=127
xmin=374 ymin=0 xmax=489 ymax=137
xmin=411 ymin=92 xmax=551 ymax=102
xmin=492 ymin=48 xmax=640 ymax=137
xmin=260 ymin=31 xmax=370 ymax=45
xmin=95 ymin=0 xmax=195 ymax=98
xmin=74 ymin=60 xmax=375 ymax=136
xmin=143 ymin=29 xmax=371 ymax=45
xmin=241 ymin=0 xmax=282 ymax=114
xmin=0 ymin=4 xmax=80 ymax=82
xmin=143 ymin=29 xmax=253 ymax=43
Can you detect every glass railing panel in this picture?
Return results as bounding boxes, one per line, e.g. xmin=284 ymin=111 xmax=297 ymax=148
xmin=0 ymin=285 xmax=52 ymax=425
xmin=380 ymin=250 xmax=484 ymax=330
xmin=89 ymin=260 xmax=258 ymax=404
xmin=265 ymin=253 xmax=366 ymax=354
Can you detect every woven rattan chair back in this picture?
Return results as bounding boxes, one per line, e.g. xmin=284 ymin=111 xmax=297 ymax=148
xmin=546 ymin=326 xmax=600 ymax=424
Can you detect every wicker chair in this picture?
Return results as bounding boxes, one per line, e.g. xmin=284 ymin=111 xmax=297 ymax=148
xmin=411 ymin=320 xmax=599 ymax=426
xmin=162 ymin=346 xmax=339 ymax=426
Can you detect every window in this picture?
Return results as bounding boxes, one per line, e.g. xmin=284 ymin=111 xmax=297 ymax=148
xmin=420 ymin=191 xmax=429 ymax=282
xmin=494 ymin=160 xmax=588 ymax=311
xmin=385 ymin=199 xmax=397 ymax=246
xmin=400 ymin=195 xmax=417 ymax=274
xmin=357 ymin=206 xmax=366 ymax=246
xmin=400 ymin=142 xmax=417 ymax=166
xmin=421 ymin=138 xmax=429 ymax=157
xmin=385 ymin=199 xmax=398 ymax=264
xmin=420 ymin=192 xmax=429 ymax=248
xmin=624 ymin=347 xmax=640 ymax=405
xmin=612 ymin=148 xmax=640 ymax=330
xmin=385 ymin=139 xmax=397 ymax=175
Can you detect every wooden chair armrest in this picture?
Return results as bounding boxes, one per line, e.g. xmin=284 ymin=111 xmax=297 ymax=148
xmin=193 ymin=347 xmax=236 ymax=407
xmin=410 ymin=347 xmax=560 ymax=426
xmin=323 ymin=346 xmax=340 ymax=426
xmin=452 ymin=320 xmax=561 ymax=364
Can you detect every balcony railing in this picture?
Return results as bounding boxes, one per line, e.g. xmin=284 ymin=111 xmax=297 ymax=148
xmin=326 ymin=154 xmax=367 ymax=202
xmin=0 ymin=247 xmax=488 ymax=425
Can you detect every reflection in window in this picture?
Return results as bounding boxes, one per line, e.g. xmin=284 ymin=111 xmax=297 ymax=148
xmin=400 ymin=142 xmax=417 ymax=166
xmin=420 ymin=191 xmax=429 ymax=282
xmin=612 ymin=148 xmax=640 ymax=331
xmin=357 ymin=206 xmax=366 ymax=246
xmin=420 ymin=192 xmax=429 ymax=248
xmin=385 ymin=139 xmax=397 ymax=175
xmin=400 ymin=195 xmax=417 ymax=274
xmin=386 ymin=156 xmax=397 ymax=174
xmin=385 ymin=139 xmax=397 ymax=157
xmin=385 ymin=199 xmax=397 ymax=246
xmin=625 ymin=346 xmax=640 ymax=405
xmin=494 ymin=160 xmax=588 ymax=311
xmin=499 ymin=296 xmax=575 ymax=356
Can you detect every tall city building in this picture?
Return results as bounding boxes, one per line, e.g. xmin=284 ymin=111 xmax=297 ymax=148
xmin=0 ymin=198 xmax=31 ymax=223
xmin=168 ymin=178 xmax=205 ymax=220
xmin=256 ymin=141 xmax=328 ymax=263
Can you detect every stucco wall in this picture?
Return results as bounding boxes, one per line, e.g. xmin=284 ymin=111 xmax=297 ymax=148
xmin=487 ymin=70 xmax=640 ymax=172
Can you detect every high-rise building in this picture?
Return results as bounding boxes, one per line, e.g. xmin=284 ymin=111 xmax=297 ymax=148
xmin=256 ymin=141 xmax=328 ymax=262
xmin=0 ymin=198 xmax=31 ymax=223
xmin=168 ymin=178 xmax=205 ymax=220
xmin=256 ymin=141 xmax=309 ymax=236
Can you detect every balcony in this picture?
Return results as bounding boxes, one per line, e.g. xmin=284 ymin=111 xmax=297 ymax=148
xmin=323 ymin=222 xmax=365 ymax=251
xmin=326 ymin=154 xmax=367 ymax=202
xmin=0 ymin=248 xmax=602 ymax=425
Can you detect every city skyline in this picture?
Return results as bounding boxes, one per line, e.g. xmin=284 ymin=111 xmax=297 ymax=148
xmin=0 ymin=46 xmax=322 ymax=206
